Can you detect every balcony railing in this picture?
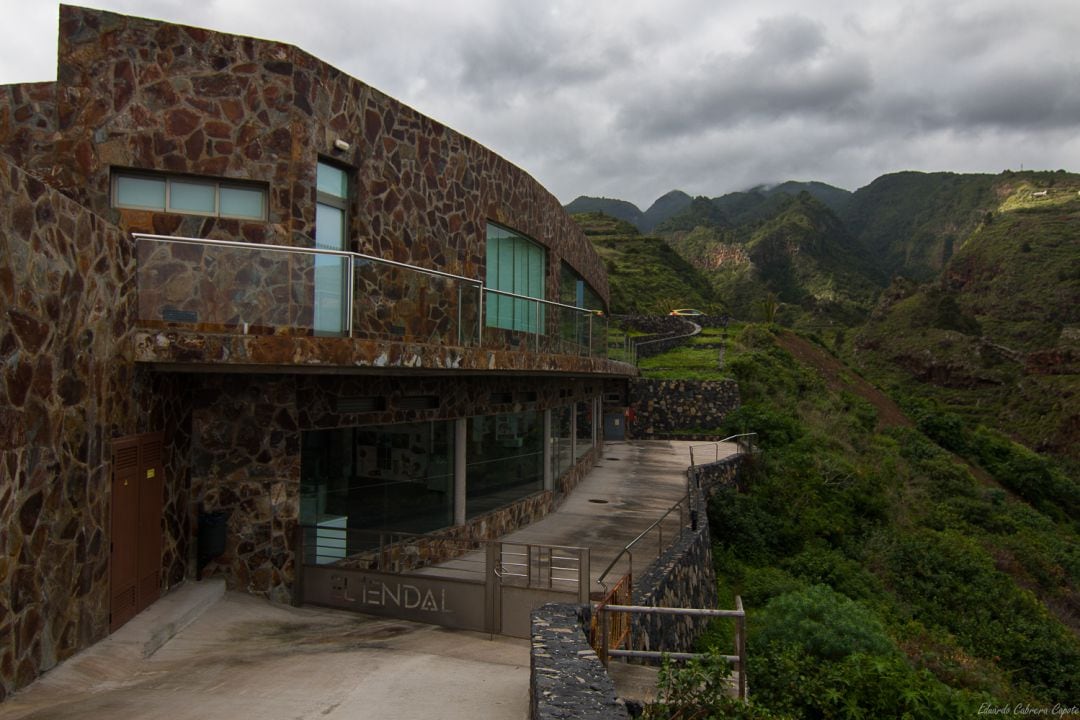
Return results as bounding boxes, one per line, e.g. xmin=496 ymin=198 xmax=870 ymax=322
xmin=134 ymin=234 xmax=612 ymax=359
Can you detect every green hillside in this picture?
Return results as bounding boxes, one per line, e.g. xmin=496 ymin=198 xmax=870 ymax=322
xmin=642 ymin=190 xmax=693 ymax=232
xmin=840 ymin=171 xmax=1000 ymax=280
xmin=665 ymin=193 xmax=882 ymax=326
xmin=641 ymin=325 xmax=1080 ymax=716
xmin=851 ymin=176 xmax=1080 ymax=462
xmin=571 ymin=212 xmax=722 ymax=314
xmin=564 ymin=196 xmax=645 ymax=228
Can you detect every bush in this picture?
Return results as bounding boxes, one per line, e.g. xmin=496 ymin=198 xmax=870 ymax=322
xmin=750 ymin=646 xmax=987 ymax=719
xmin=646 ymin=653 xmax=791 ymax=719
xmin=720 ymin=404 xmax=804 ymax=449
xmin=753 ymin=585 xmax=895 ymax=662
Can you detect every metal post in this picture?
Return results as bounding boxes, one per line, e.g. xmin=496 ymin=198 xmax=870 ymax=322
xmin=543 ymin=409 xmax=553 ymax=492
xmin=454 ymin=418 xmax=467 ymax=525
xmin=291 ymin=524 xmax=304 ymax=607
xmin=345 ymin=255 xmax=355 ymax=336
xmin=736 ymin=596 xmax=747 ymax=700
xmin=578 ymin=548 xmax=590 ymax=604
xmin=477 ymin=283 xmax=484 ymax=346
xmin=600 ymin=608 xmax=610 ymax=667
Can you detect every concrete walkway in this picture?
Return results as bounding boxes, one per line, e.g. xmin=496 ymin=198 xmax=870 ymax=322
xmin=0 ymin=439 xmax=735 ymax=720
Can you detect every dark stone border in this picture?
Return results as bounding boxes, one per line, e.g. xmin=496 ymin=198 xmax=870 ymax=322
xmin=531 ymin=604 xmax=630 ymax=720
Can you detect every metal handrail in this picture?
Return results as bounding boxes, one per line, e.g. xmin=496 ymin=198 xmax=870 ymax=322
xmin=596 ymin=493 xmax=690 ymax=592
xmin=688 ymin=433 xmax=757 ymax=467
xmin=483 ymin=286 xmax=605 ymax=314
xmin=133 ymin=232 xmax=483 ymax=285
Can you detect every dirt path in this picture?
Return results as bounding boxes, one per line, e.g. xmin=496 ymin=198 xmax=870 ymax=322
xmin=774 ymin=331 xmax=912 ymax=431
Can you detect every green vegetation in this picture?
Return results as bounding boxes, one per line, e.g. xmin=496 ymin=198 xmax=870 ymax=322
xmin=663 ymin=192 xmax=882 ymax=329
xmin=572 ymin=212 xmax=723 ymax=314
xmin=642 ymin=325 xmax=1079 ymax=716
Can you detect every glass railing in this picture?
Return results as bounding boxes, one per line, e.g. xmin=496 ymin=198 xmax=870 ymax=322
xmin=483 ymin=287 xmax=608 ymax=357
xmin=135 ymin=234 xmax=483 ymax=346
xmin=135 ymin=234 xmax=612 ymax=360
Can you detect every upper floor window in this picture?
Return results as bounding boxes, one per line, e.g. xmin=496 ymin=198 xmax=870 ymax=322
xmin=486 ymin=223 xmax=546 ymax=333
xmin=314 ymin=161 xmax=350 ymax=335
xmin=112 ymin=170 xmax=267 ymax=220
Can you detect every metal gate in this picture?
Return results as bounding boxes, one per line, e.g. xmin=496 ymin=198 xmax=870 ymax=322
xmin=296 ymin=527 xmax=589 ymax=638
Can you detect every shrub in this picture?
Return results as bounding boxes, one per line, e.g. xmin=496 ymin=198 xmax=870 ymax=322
xmin=752 ymin=585 xmax=895 ymax=662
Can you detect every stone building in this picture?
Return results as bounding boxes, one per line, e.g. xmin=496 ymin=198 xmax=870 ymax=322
xmin=0 ymin=5 xmax=635 ymax=698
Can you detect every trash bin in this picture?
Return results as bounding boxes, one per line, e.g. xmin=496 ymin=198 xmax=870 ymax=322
xmin=197 ymin=510 xmax=228 ymax=580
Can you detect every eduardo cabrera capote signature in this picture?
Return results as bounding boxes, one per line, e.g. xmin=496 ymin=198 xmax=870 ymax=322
xmin=978 ymin=704 xmax=1080 ymax=717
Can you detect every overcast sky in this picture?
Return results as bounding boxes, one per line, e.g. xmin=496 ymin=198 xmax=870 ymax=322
xmin=2 ymin=0 xmax=1078 ymax=208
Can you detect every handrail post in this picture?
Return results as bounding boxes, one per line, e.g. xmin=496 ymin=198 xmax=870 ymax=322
xmin=736 ymin=596 xmax=747 ymax=700
xmin=600 ymin=607 xmax=610 ymax=667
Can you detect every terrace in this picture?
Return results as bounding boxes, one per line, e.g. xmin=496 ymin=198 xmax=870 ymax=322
xmin=130 ymin=234 xmax=637 ymax=376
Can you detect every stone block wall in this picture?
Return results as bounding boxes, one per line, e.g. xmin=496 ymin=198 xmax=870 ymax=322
xmin=531 ymin=604 xmax=630 ymax=720
xmin=628 ymin=379 xmax=740 ymax=438
xmin=0 ymin=154 xmax=191 ymax=699
xmin=630 ymin=502 xmax=718 ymax=656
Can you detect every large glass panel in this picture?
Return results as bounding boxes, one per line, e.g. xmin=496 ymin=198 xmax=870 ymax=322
xmin=116 ymin=175 xmax=165 ymax=210
xmin=220 ymin=185 xmax=265 ymax=219
xmin=169 ymin=180 xmax=216 ymax=214
xmin=466 ymin=410 xmax=544 ymax=518
xmin=551 ymin=404 xmax=574 ymax=487
xmin=300 ymin=421 xmax=454 ymax=538
xmin=315 ymin=194 xmax=347 ymax=335
xmin=485 ymin=223 xmax=545 ymax=332
xmin=575 ymin=401 xmax=594 ymax=460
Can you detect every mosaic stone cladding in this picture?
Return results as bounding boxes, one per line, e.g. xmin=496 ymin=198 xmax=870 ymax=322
xmin=0 ymin=155 xmax=190 ymax=699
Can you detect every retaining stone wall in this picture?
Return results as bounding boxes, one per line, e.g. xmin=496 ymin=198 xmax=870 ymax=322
xmin=629 ymin=379 xmax=740 ymax=438
xmin=528 ymin=455 xmax=747 ymax=719
xmin=630 ymin=495 xmax=718 ymax=655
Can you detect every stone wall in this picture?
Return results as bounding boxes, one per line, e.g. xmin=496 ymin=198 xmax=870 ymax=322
xmin=531 ymin=604 xmax=630 ymax=720
xmin=628 ymin=379 xmax=740 ymax=438
xmin=0 ymin=154 xmax=190 ymax=699
xmin=630 ymin=501 xmax=718 ymax=656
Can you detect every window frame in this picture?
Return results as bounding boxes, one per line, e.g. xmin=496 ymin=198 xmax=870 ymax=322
xmin=111 ymin=169 xmax=268 ymax=221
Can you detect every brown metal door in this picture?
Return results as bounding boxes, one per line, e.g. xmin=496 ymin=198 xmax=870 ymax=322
xmin=137 ymin=435 xmax=163 ymax=613
xmin=110 ymin=432 xmax=164 ymax=632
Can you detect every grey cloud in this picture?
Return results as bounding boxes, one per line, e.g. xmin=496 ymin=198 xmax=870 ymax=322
xmin=615 ymin=16 xmax=872 ymax=140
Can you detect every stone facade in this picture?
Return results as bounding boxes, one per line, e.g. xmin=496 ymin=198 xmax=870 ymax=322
xmin=629 ymin=379 xmax=740 ymax=438
xmin=188 ymin=372 xmax=605 ymax=600
xmin=0 ymin=154 xmax=192 ymax=699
